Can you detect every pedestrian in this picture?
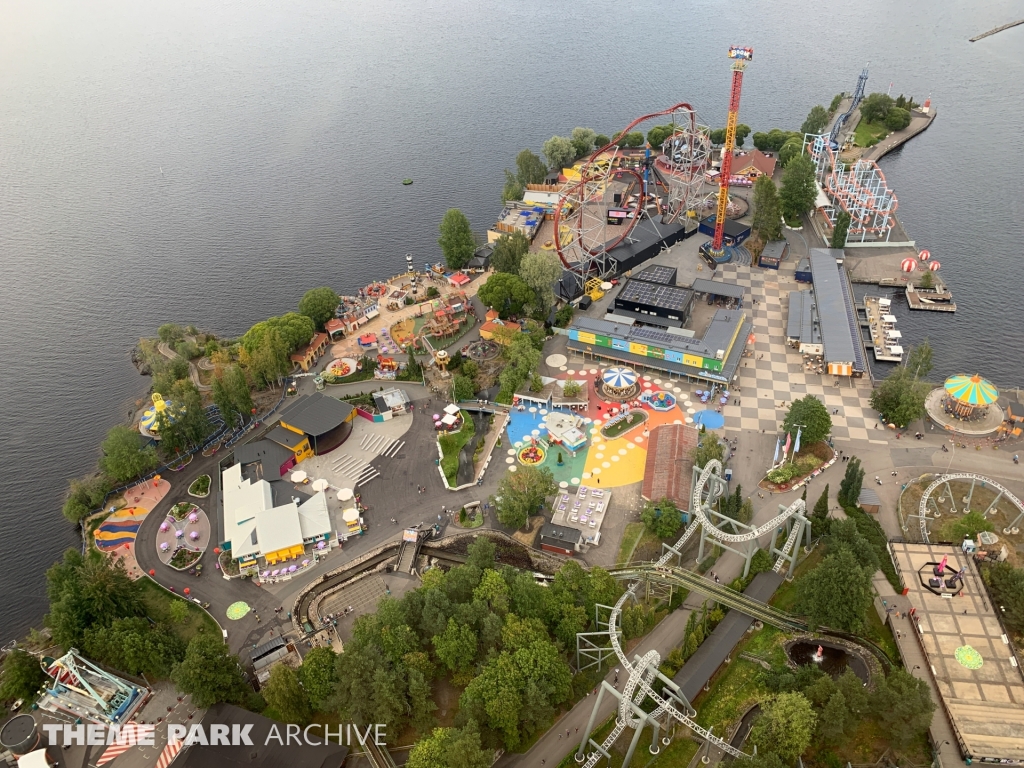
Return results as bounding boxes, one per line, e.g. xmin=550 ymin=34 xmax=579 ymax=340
xmin=566 ymin=729 xmax=570 ymax=737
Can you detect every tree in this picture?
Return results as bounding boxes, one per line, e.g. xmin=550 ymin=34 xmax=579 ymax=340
xmin=63 ymin=474 xmax=112 ymax=523
xmin=869 ymin=342 xmax=933 ymax=427
xmin=83 ymin=617 xmax=184 ymax=678
xmin=172 ymin=635 xmax=251 ymax=708
xmin=562 ymin=379 xmax=582 ymax=398
xmin=826 ymin=518 xmax=879 ymax=572
xmin=490 ymin=231 xmax=530 ymax=275
xmin=734 ymin=123 xmax=751 ymax=147
xmin=753 ymin=128 xmax=797 ymax=153
xmin=692 ymin=435 xmax=725 ymax=469
xmin=813 ymin=484 xmax=830 ymax=521
xmin=298 ymin=647 xmax=337 ymax=712
xmin=983 ymin=562 xmax=1024 ymax=634
xmin=817 ymin=691 xmax=850 ymax=744
xmin=885 ymin=106 xmax=911 ymax=131
xmin=477 ymin=272 xmax=534 ymax=318
xmin=859 ymin=93 xmax=895 ymax=124
xmin=801 ymin=105 xmax=830 ymax=135
xmin=798 ymin=549 xmax=872 ymax=631
xmin=519 ymin=251 xmax=561 ymax=313
xmin=920 ymin=270 xmax=935 ymax=289
xmin=830 ymin=210 xmax=851 ymax=249
xmin=709 ymin=128 xmax=727 ymax=145
xmin=829 ymin=93 xmax=845 ymax=113
xmin=542 ymin=135 xmax=575 ymax=172
xmin=244 ymin=326 xmax=290 ymax=389
xmin=641 ymin=498 xmax=683 ymax=539
xmin=298 ymin=287 xmax=340 ymax=330
xmin=778 ymin=137 xmax=803 ymax=167
xmin=241 ymin=313 xmax=315 ymax=355
xmin=169 ymin=599 xmax=190 ymax=624
xmin=407 ymin=723 xmax=492 ymax=768
xmin=779 ymin=153 xmax=817 ymax=222
xmin=735 ymin=752 xmax=787 ymax=768
xmin=433 ymin=617 xmax=478 ymax=673
xmin=158 ymin=380 xmax=213 ymax=455
xmin=944 ymin=511 xmax=994 ymax=542
xmin=501 ymin=171 xmax=524 ymax=203
xmin=438 ymin=209 xmax=475 ymax=271
xmin=748 ymin=692 xmax=816 ymax=761
xmin=492 ymin=465 xmax=556 ymax=530
xmin=158 ymin=323 xmax=185 ymax=343
xmin=515 ymin=149 xmax=548 ymax=186
xmin=452 ymin=375 xmax=476 ymax=402
xmin=647 ymin=124 xmax=675 ymax=149
xmin=871 ymin=669 xmax=935 ymax=748
xmin=783 ymin=395 xmax=832 ymax=445
xmin=837 ymin=456 xmax=864 ymax=507
xmin=99 ymin=424 xmax=159 ymax=483
xmin=263 ymin=664 xmax=312 ymax=724
xmin=751 ymin=176 xmax=782 ymax=242
xmin=570 ymin=127 xmax=597 ymax=158
xmin=0 ymin=648 xmax=46 ymax=702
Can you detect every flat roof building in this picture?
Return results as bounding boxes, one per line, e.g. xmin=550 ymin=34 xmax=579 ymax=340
xmin=278 ymin=393 xmax=355 ymax=455
xmin=539 ymin=522 xmax=583 ymax=556
xmin=614 ymin=278 xmax=694 ymax=325
xmin=567 ymin=309 xmax=750 ymax=385
xmin=690 ymin=278 xmax=745 ymax=305
xmin=786 ymin=289 xmax=822 ymax=355
xmin=758 ymin=239 xmax=789 ymax=270
xmin=807 ymin=249 xmax=865 ymax=376
xmin=222 ymin=462 xmax=332 ymax=566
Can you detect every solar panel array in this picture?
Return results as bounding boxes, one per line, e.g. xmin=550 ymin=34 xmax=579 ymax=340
xmin=617 ymin=279 xmax=693 ymax=313
xmin=633 ymin=265 xmax=677 ymax=284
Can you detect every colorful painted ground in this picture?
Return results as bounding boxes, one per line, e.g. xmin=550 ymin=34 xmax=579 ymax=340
xmin=506 ymin=371 xmax=706 ymax=488
xmin=94 ymin=507 xmax=148 ymax=551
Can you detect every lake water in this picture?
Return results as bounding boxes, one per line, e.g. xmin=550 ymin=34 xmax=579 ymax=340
xmin=2 ymin=0 xmax=1022 ymax=637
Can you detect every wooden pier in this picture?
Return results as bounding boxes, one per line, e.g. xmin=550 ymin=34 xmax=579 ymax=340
xmin=906 ymin=284 xmax=956 ymax=312
xmin=970 ymin=19 xmax=1024 ymax=42
xmin=862 ymin=296 xmax=904 ymax=363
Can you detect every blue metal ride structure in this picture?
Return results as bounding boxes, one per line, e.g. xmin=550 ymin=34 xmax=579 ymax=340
xmin=828 ymin=65 xmax=870 ymax=149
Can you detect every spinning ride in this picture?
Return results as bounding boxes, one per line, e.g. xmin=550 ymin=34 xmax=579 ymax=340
xmin=554 ymin=103 xmax=711 ymax=293
xmin=601 ymin=366 xmax=639 ymax=397
xmin=943 ymin=373 xmax=998 ymax=417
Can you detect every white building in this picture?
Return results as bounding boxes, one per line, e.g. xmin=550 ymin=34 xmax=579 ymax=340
xmin=222 ymin=463 xmax=331 ymax=566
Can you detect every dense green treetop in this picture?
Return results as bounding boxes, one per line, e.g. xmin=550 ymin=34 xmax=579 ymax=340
xmin=438 ymin=208 xmax=475 ymax=270
xmin=99 ymin=424 xmax=159 ymax=483
xmin=298 ymin=286 xmax=340 ymax=330
xmin=782 ymin=395 xmax=832 ymax=445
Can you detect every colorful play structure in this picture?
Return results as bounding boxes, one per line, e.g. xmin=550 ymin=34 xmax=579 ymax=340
xmin=94 ymin=507 xmax=147 ymax=551
xmin=139 ymin=392 xmax=175 ymax=438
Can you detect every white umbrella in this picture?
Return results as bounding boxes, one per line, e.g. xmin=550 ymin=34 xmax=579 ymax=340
xmin=290 ymin=470 xmax=308 ymax=483
xmin=342 ymin=508 xmax=359 ymax=523
xmin=337 ymin=488 xmax=354 ymax=501
xmin=443 ymin=403 xmax=460 ymax=415
xmin=312 ymin=478 xmax=329 ymax=492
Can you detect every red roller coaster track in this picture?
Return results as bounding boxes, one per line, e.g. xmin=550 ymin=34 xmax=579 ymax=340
xmin=553 ymin=102 xmax=700 ymax=274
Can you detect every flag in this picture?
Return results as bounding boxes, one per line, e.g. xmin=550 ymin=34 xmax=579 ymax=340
xmin=773 ymin=437 xmax=781 ymax=464
xmin=793 ymin=427 xmax=802 ymax=455
xmin=783 ymin=432 xmax=792 ymax=456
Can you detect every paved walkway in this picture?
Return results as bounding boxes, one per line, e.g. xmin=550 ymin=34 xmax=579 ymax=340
xmin=862 ymin=109 xmax=937 ymax=164
xmin=873 ymin=572 xmax=964 ymax=768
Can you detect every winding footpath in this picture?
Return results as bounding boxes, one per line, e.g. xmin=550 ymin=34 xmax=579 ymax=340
xmin=157 ymin=340 xmax=212 ymax=391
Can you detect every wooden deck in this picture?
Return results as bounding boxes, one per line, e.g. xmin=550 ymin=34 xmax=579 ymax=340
xmin=906 ymin=285 xmax=957 ymax=312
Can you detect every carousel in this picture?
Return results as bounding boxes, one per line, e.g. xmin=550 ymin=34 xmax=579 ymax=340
xmin=943 ymin=374 xmax=999 ymax=418
xmin=599 ymin=366 xmax=641 ymax=401
xmin=924 ymin=372 xmax=1005 ymax=436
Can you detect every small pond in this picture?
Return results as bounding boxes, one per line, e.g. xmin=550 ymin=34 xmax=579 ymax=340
xmin=787 ymin=641 xmax=870 ymax=682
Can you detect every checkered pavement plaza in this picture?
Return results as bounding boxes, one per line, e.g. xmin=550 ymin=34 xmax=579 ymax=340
xmin=716 ymin=262 xmax=881 ymax=443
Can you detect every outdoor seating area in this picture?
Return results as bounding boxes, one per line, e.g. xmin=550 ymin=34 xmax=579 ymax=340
xmin=551 ymin=484 xmax=612 ymax=545
xmin=433 ymin=403 xmax=464 ymax=432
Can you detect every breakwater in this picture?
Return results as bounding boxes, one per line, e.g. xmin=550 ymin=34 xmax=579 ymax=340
xmin=969 ymin=19 xmax=1024 ymax=42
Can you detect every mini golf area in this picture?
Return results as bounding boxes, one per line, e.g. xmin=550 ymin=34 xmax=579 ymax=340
xmin=507 ymin=369 xmax=719 ymax=487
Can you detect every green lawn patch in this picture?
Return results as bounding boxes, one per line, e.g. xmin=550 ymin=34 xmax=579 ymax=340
xmin=188 ymin=474 xmax=211 ymax=497
xmin=438 ymin=411 xmax=476 ymax=486
xmin=853 ymin=119 xmax=889 ymax=147
xmin=137 ymin=576 xmax=219 ymax=643
xmin=600 ymin=410 xmax=648 ymax=439
xmin=616 ymin=522 xmax=645 ymax=567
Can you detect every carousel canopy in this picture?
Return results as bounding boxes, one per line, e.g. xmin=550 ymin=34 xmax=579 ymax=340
xmin=944 ymin=374 xmax=998 ymax=406
xmin=602 ymin=367 xmax=637 ymax=389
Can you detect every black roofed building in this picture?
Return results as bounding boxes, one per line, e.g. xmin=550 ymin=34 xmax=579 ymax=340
xmin=806 ymin=248 xmax=865 ymax=376
xmin=614 ymin=268 xmax=695 ymax=326
xmin=173 ymin=703 xmax=348 ymax=768
xmin=234 ymin=439 xmax=299 ymax=479
xmin=540 ymin=522 xmax=583 ymax=556
xmin=278 ymin=392 xmax=356 ymax=455
xmin=690 ymin=278 xmax=745 ymax=307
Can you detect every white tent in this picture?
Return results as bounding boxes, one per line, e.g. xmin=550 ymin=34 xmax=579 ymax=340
xmin=443 ymin=403 xmax=460 ymax=415
xmin=441 ymin=413 xmax=458 ymax=426
xmin=311 ymin=478 xmax=329 ymax=492
xmin=290 ymin=470 xmax=307 ymax=483
xmin=342 ymin=508 xmax=359 ymax=523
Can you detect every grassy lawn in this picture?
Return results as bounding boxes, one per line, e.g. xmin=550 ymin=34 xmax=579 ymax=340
xmin=616 ymin=522 xmax=645 ymax=566
xmin=438 ymin=411 xmax=476 ymax=486
xmin=137 ymin=576 xmax=219 ymax=643
xmin=853 ymin=119 xmax=889 ymax=147
xmin=601 ymin=411 xmax=648 ymax=439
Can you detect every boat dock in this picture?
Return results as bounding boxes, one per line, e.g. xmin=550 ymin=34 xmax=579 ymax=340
xmin=861 ymin=296 xmax=904 ymax=363
xmin=970 ymin=19 xmax=1024 ymax=42
xmin=906 ymin=284 xmax=956 ymax=312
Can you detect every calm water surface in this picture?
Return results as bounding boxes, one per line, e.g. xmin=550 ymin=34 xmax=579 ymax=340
xmin=2 ymin=0 xmax=1022 ymax=636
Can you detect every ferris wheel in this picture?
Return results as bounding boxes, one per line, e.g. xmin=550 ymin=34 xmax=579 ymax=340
xmin=553 ymin=102 xmax=711 ymax=287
